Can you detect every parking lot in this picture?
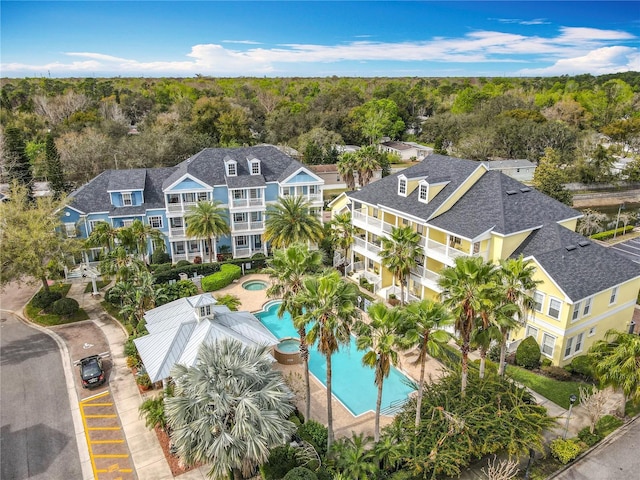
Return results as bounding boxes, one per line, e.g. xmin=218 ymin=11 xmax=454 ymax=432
xmin=609 ymin=237 xmax=640 ymax=264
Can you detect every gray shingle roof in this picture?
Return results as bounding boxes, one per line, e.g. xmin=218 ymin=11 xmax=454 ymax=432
xmin=106 ymin=169 xmax=146 ymax=191
xmin=512 ymin=223 xmax=640 ymax=301
xmin=226 ymin=174 xmax=266 ymax=188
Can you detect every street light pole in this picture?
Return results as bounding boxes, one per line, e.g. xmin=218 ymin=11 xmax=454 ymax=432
xmin=613 ymin=203 xmax=625 ymax=240
xmin=563 ymin=394 xmax=578 ymax=439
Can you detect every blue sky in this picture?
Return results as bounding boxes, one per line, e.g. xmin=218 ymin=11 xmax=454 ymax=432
xmin=1 ymin=1 xmax=639 ymax=77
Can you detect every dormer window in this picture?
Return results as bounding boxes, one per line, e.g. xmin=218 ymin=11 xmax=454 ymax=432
xmin=398 ymin=178 xmax=407 ymax=196
xmin=225 ymin=160 xmax=237 ymax=176
xmin=250 ymin=159 xmax=261 ymax=175
xmin=122 ymin=192 xmax=132 ymax=206
xmin=199 ymin=305 xmax=211 ymax=318
xmin=418 ymin=183 xmax=428 ymax=203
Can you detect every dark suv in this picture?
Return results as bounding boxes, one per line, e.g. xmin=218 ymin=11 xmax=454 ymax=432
xmin=78 ymin=355 xmax=106 ymax=388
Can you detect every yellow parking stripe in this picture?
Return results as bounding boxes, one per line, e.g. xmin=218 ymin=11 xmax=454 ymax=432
xmin=94 ymin=454 xmax=130 ymax=458
xmin=82 ymin=390 xmax=110 ymax=402
xmin=87 ymin=426 xmax=121 ymax=430
xmin=85 ymin=414 xmax=117 ymax=418
xmin=91 ymin=439 xmax=124 ymax=444
xmin=83 ymin=402 xmax=113 ymax=407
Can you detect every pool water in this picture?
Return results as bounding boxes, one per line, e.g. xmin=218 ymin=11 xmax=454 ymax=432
xmin=242 ymin=280 xmax=267 ymax=291
xmin=277 ymin=338 xmax=301 ymax=353
xmin=257 ymin=301 xmax=415 ymax=416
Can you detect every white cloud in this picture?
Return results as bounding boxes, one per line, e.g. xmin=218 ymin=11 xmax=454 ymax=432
xmin=64 ymin=52 xmax=133 ymax=62
xmin=557 ymin=26 xmax=635 ymax=42
xmin=494 ymin=18 xmax=550 ymax=25
xmin=221 ymin=40 xmax=262 ymax=45
xmin=519 ymin=46 xmax=640 ymax=75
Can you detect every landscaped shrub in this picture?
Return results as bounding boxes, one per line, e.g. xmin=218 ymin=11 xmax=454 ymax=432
xmin=151 ymin=250 xmax=171 ymax=265
xmin=488 ymin=344 xmax=501 ymax=362
xmin=578 ymin=426 xmax=603 ymax=447
xmin=298 ymin=420 xmax=328 ymax=457
xmin=566 ymin=355 xmax=595 ymax=380
xmin=550 ymin=438 xmax=583 ymax=464
xmin=590 ymin=225 xmax=634 ymax=241
xmin=150 ymin=263 xmax=172 ymax=274
xmin=159 ymin=280 xmax=198 ymax=305
xmin=515 ymin=336 xmax=541 ymax=369
xmin=201 ymin=264 xmax=242 ymax=292
xmin=124 ymin=336 xmax=139 ymax=357
xmin=31 ymin=290 xmax=62 ymax=309
xmin=595 ymin=415 xmax=623 ymax=436
xmin=283 ymin=467 xmax=318 ymax=480
xmin=260 ymin=445 xmax=301 ymax=480
xmin=541 ymin=365 xmax=572 ymax=381
xmin=541 ymin=357 xmax=552 ymax=368
xmin=153 ymin=263 xmax=220 ymax=284
xmin=50 ymin=297 xmax=79 ymax=316
xmin=175 ymin=259 xmax=191 ymax=268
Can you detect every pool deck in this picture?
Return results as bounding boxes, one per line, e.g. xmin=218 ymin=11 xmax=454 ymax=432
xmin=216 ymin=273 xmax=447 ymax=440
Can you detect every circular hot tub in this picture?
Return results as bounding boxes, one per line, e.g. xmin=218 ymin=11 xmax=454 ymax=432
xmin=242 ymin=280 xmax=268 ymax=291
xmin=273 ymin=337 xmax=302 ymax=364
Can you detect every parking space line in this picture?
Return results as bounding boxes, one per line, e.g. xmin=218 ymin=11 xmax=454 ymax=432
xmin=92 ymin=440 xmax=125 ymax=444
xmin=94 ymin=454 xmax=130 ymax=459
xmin=85 ymin=414 xmax=117 ymax=418
xmin=87 ymin=426 xmax=121 ymax=430
xmin=83 ymin=403 xmax=113 ymax=407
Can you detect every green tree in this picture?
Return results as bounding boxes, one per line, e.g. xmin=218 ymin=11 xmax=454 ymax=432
xmin=123 ymin=219 xmax=166 ymax=262
xmin=438 ymin=256 xmax=498 ymax=394
xmin=354 ymin=145 xmax=381 ymax=187
xmin=403 ymin=299 xmax=453 ymax=428
xmin=331 ymin=432 xmax=377 ymax=479
xmin=589 ymin=330 xmax=640 ymax=416
xmin=352 ymin=99 xmax=405 ymax=144
xmin=45 ymin=132 xmax=66 ymax=197
xmin=264 ymin=244 xmax=324 ymax=420
xmin=85 ymin=221 xmax=119 ymax=253
xmin=0 ymin=183 xmax=78 ymax=292
xmin=295 ymin=271 xmax=359 ymax=449
xmin=380 ymin=226 xmax=422 ymax=305
xmin=213 ymin=293 xmax=241 ymax=311
xmin=99 ymin=246 xmax=145 ymax=282
xmin=3 ymin=126 xmax=33 ymax=188
xmin=355 ymin=303 xmax=403 ymax=441
xmin=166 ymin=339 xmax=296 ymax=480
xmin=532 ymin=148 xmax=573 ymax=206
xmin=336 ymin=152 xmax=357 ymax=191
xmin=184 ymin=200 xmax=230 ymax=263
xmin=329 ymin=212 xmax=355 ymax=274
xmin=264 ymin=196 xmax=324 ymax=249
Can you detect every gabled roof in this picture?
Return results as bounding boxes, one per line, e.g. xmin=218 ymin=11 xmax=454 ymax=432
xmin=106 ymin=168 xmax=146 ymax=191
xmin=135 ymin=293 xmax=279 ymax=382
xmin=512 ymin=223 xmax=640 ymax=301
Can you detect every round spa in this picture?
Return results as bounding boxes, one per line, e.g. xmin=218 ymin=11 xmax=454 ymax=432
xmin=273 ymin=337 xmax=302 ymax=365
xmin=242 ymin=280 xmax=267 ymax=291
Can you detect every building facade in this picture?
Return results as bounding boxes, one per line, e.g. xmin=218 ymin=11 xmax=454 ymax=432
xmin=64 ymin=146 xmax=324 ymax=263
xmin=331 ymin=154 xmax=640 ymax=367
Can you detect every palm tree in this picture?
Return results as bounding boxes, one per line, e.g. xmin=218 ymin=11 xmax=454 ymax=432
xmin=438 ymin=256 xmax=498 ymax=395
xmin=331 ymin=432 xmax=377 ymax=480
xmin=264 ymin=244 xmax=324 ymax=421
xmin=403 ymin=299 xmax=453 ymax=428
xmin=355 ymin=302 xmax=403 ymax=441
xmin=295 ymin=270 xmax=359 ymax=450
xmin=471 ymin=324 xmax=500 ymax=379
xmin=184 ymin=200 xmax=230 ymax=263
xmin=85 ymin=220 xmax=118 ymax=253
xmin=165 ymin=339 xmax=296 ymax=480
xmin=354 ymin=145 xmax=381 ymax=187
xmin=380 ymin=225 xmax=422 ymax=305
xmin=213 ymin=293 xmax=241 ymax=311
xmin=126 ymin=219 xmax=166 ymax=262
xmin=99 ymin=246 xmax=145 ymax=282
xmin=589 ymin=330 xmax=640 ymax=416
xmin=337 ymin=152 xmax=357 ymax=191
xmin=264 ymin=196 xmax=324 ymax=249
xmin=330 ymin=212 xmax=355 ymax=274
xmin=497 ymin=256 xmax=539 ymax=376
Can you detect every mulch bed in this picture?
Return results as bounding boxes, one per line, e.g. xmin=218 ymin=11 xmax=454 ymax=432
xmin=153 ymin=426 xmax=201 ymax=477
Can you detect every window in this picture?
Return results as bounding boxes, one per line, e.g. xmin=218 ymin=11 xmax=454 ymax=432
xmin=571 ymin=301 xmax=581 ymax=322
xmin=236 ymin=236 xmax=248 ymax=247
xmin=188 ymin=240 xmax=199 ymax=252
xmin=121 ymin=193 xmax=132 ymax=206
xmin=564 ymin=337 xmax=573 ymax=358
xmin=583 ymin=297 xmax=592 ymax=316
xmin=167 ymin=194 xmax=179 ymax=204
xmin=416 ymin=224 xmax=424 ymax=235
xmin=473 ymin=242 xmax=480 ymax=254
xmin=64 ymin=223 xmax=77 ymax=238
xmin=564 ymin=332 xmax=584 ymax=358
xmin=148 ymin=216 xmax=163 ymax=228
xmin=183 ymin=192 xmax=196 ymax=203
xmin=575 ymin=332 xmax=584 ymax=353
xmin=588 ymin=327 xmax=596 ymax=337
xmin=199 ymin=305 xmax=211 ymax=317
xmin=170 ymin=217 xmax=183 ymax=228
xmin=309 ymin=185 xmax=318 ymax=195
xmin=418 ymin=184 xmax=428 ymax=202
xmin=398 ymin=178 xmax=407 ymax=196
xmin=122 ymin=219 xmax=134 ymax=228
xmin=250 ymin=161 xmax=260 ymax=175
xmin=526 ymin=325 xmax=539 ymax=340
xmin=88 ymin=220 xmax=101 ymax=233
xmin=533 ymin=292 xmax=544 ymax=312
xmin=226 ymin=162 xmax=237 ymax=176
xmin=197 ymin=192 xmax=208 ymax=202
xmin=233 ymin=213 xmax=246 ymax=223
xmin=610 ymin=287 xmax=618 ymax=305
xmin=548 ymin=298 xmax=561 ymax=319
xmin=449 ymin=235 xmax=461 ymax=248
xmin=542 ymin=333 xmax=556 ymax=357
xmin=251 ymin=211 xmax=261 ymax=222
xmin=175 ymin=242 xmax=185 ymax=254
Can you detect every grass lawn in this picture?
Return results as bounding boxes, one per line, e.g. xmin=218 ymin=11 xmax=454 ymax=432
xmin=506 ymin=365 xmax=591 ymax=409
xmin=25 ymin=283 xmax=89 ymax=326
xmin=83 ymin=280 xmax=110 ymax=293
xmin=100 ymin=300 xmax=134 ymax=335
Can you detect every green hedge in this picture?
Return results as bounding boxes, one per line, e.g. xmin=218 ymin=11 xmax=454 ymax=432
xmin=516 ymin=336 xmax=541 ymax=369
xmin=201 ymin=264 xmax=242 ymax=292
xmin=590 ymin=225 xmax=634 ymax=241
xmin=153 ymin=263 xmax=220 ymax=284
xmin=550 ymin=438 xmax=583 ymax=464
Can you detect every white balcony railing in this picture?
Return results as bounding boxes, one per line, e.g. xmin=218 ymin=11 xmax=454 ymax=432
xmin=170 ymin=227 xmax=186 ymax=237
xmin=353 ymin=211 xmax=382 ymax=231
xmin=231 ymin=198 xmax=264 ymax=209
xmin=232 ymin=221 xmax=265 ymax=232
xmin=354 ymin=237 xmax=382 ymax=257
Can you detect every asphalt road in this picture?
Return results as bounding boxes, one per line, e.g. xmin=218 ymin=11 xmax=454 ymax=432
xmin=0 ymin=312 xmax=82 ymax=480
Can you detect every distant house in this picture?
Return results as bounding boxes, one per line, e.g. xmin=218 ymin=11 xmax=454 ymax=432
xmin=483 ymin=159 xmax=536 ymax=183
xmin=310 ymin=163 xmax=383 ymax=190
xmin=379 ymin=141 xmax=433 ymax=161
xmin=134 ymin=293 xmax=278 ymax=383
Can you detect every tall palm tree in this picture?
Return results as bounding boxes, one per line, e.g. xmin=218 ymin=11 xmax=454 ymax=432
xmin=165 ymin=339 xmax=296 ymax=480
xmin=355 ymin=302 xmax=403 ymax=441
xmin=380 ymin=225 xmax=422 ymax=305
xmin=99 ymin=245 xmax=145 ymax=282
xmin=337 ymin=152 xmax=357 ymax=191
xmin=85 ymin=220 xmax=118 ymax=253
xmin=264 ymin=196 xmax=324 ymax=249
xmin=402 ymin=299 xmax=453 ymax=428
xmin=295 ymin=270 xmax=359 ymax=450
xmin=438 ymin=256 xmax=498 ymax=395
xmin=264 ymin=244 xmax=324 ymax=420
xmin=589 ymin=330 xmax=640 ymax=416
xmin=497 ymin=256 xmax=540 ymax=376
xmin=354 ymin=145 xmax=381 ymax=188
xmin=185 ymin=200 xmax=230 ymax=263
xmin=330 ymin=212 xmax=355 ymax=274
xmin=470 ymin=324 xmax=500 ymax=379
xmin=127 ymin=219 xmax=166 ymax=262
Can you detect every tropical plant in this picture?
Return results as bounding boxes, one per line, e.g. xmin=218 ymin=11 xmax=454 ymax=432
xmin=589 ymin=330 xmax=640 ymax=415
xmin=331 ymin=432 xmax=377 ymax=480
xmin=184 ymin=200 xmax=230 ymax=263
xmin=402 ymin=298 xmax=453 ymax=428
xmin=295 ymin=270 xmax=359 ymax=450
xmin=139 ymin=395 xmax=166 ymax=431
xmin=99 ymin=246 xmax=145 ymax=282
xmin=471 ymin=324 xmax=500 ymax=379
xmin=336 ymin=152 xmax=357 ymax=191
xmin=165 ymin=339 xmax=296 ymax=480
xmin=329 ymin=212 xmax=354 ymax=274
xmin=124 ymin=219 xmax=166 ymax=262
xmin=85 ymin=220 xmax=119 ymax=253
xmin=380 ymin=225 xmax=423 ymax=305
xmin=264 ymin=244 xmax=324 ymax=420
xmin=354 ymin=145 xmax=381 ymax=187
xmin=213 ymin=293 xmax=241 ymax=311
xmin=264 ymin=196 xmax=324 ymax=249
xmin=355 ymin=302 xmax=404 ymax=441
xmin=438 ymin=256 xmax=498 ymax=394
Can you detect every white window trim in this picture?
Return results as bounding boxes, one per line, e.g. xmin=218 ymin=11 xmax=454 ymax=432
xmin=609 ymin=287 xmax=618 ymax=305
xmin=250 ymin=160 xmax=260 ymax=175
xmin=525 ymin=325 xmax=539 ymax=341
xmin=582 ymin=297 xmax=592 ymax=317
xmin=548 ymin=297 xmax=562 ymax=320
xmin=571 ymin=301 xmax=581 ymax=322
xmin=398 ymin=178 xmax=407 ymax=196
xmin=533 ymin=292 xmax=545 ymax=313
xmin=122 ymin=192 xmax=133 ymax=206
xmin=418 ymin=183 xmax=428 ymax=203
xmin=541 ymin=332 xmax=556 ymax=358
xmin=122 ymin=219 xmax=134 ymax=228
xmin=226 ymin=161 xmax=237 ymax=176
xmin=148 ymin=216 xmax=163 ymax=229
xmin=64 ymin=222 xmax=77 ymax=238
xmin=588 ymin=326 xmax=596 ymax=337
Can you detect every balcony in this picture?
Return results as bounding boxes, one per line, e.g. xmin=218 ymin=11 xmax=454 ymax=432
xmin=231 ymin=198 xmax=265 ymax=209
xmin=353 ymin=237 xmax=382 ymax=260
xmin=231 ymin=220 xmax=265 ymax=232
xmin=352 ymin=211 xmax=394 ymax=235
xmin=410 ymin=264 xmax=442 ymax=292
xmin=170 ymin=227 xmax=186 ymax=237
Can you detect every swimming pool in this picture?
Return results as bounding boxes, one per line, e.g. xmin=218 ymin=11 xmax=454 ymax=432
xmin=257 ymin=301 xmax=415 ymax=416
xmin=242 ymin=280 xmax=268 ymax=291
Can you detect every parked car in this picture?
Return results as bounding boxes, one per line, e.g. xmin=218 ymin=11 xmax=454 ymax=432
xmin=75 ymin=353 xmax=108 ymax=388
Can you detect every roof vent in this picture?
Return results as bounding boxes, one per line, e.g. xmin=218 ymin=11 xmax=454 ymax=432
xmin=520 ymin=187 xmax=531 ymax=193
xmin=578 ymin=240 xmax=591 ymax=247
xmin=565 ymin=245 xmax=577 ymax=251
xmin=506 ymin=190 xmax=518 ymax=195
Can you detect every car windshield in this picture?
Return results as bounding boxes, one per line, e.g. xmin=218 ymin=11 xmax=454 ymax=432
xmin=82 ymin=360 xmax=101 ymax=378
